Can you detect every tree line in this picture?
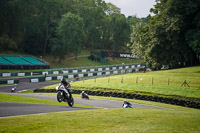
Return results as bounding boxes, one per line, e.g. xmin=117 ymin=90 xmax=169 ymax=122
xmin=0 ymin=0 xmax=131 ymax=63
xmin=0 ymin=0 xmax=199 ymax=69
xmin=130 ymin=0 xmax=200 ymax=69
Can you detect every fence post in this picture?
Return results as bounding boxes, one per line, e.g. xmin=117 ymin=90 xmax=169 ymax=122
xmin=121 ymin=76 xmax=123 ymax=83
xmin=136 ymin=77 xmax=138 ymax=84
xmin=168 ymin=78 xmax=170 ymax=86
xmin=152 ymin=77 xmax=154 ymax=85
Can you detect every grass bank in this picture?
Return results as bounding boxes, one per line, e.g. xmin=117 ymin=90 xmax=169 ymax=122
xmin=42 ymin=66 xmax=200 ymax=102
xmin=0 ymin=100 xmax=199 ymax=133
xmin=0 ymin=92 xmax=200 ymax=132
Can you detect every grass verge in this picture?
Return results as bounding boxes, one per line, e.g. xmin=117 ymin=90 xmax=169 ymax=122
xmin=0 ymin=93 xmax=96 ymax=108
xmin=0 ymin=102 xmax=199 ymax=133
xmin=0 ymin=91 xmax=200 ymax=132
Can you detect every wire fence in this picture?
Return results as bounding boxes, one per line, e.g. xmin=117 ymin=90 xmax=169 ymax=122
xmin=79 ymin=75 xmax=200 ymax=89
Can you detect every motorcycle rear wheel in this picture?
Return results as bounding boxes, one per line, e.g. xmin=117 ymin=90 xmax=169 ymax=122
xmin=67 ymin=97 xmax=74 ymax=107
xmin=85 ymin=96 xmax=89 ymax=99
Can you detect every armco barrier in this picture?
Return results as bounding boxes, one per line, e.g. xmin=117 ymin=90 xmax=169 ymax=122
xmin=34 ymin=89 xmax=200 ymax=109
xmin=0 ymin=79 xmax=19 ymax=84
xmin=0 ymin=72 xmax=39 ymax=77
xmin=0 ymin=63 xmax=144 ymax=77
xmin=0 ymin=64 xmax=144 ymax=84
xmin=29 ymin=68 xmax=140 ymax=83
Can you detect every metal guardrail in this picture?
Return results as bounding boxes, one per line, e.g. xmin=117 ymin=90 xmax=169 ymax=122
xmin=0 ymin=63 xmax=143 ymax=77
xmin=0 ymin=63 xmax=145 ymax=84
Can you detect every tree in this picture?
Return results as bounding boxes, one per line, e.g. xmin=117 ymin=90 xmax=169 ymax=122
xmin=21 ymin=0 xmax=63 ymax=55
xmin=100 ymin=3 xmax=121 ymax=50
xmin=73 ymin=0 xmax=107 ymax=49
xmin=109 ymin=13 xmax=130 ymax=52
xmin=38 ymin=0 xmax=63 ymax=56
xmin=129 ymin=16 xmax=147 ymax=57
xmin=56 ymin=12 xmax=85 ymax=61
xmin=50 ymin=38 xmax=65 ymax=63
xmin=105 ymin=2 xmax=120 ymax=15
xmin=131 ymin=0 xmax=200 ymax=69
xmin=185 ymin=7 xmax=200 ymax=64
xmin=0 ymin=0 xmax=133 ymax=58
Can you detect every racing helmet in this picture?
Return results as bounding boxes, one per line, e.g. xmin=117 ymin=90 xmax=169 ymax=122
xmin=61 ymin=77 xmax=68 ymax=85
xmin=61 ymin=77 xmax=66 ymax=82
xmin=123 ymin=100 xmax=127 ymax=103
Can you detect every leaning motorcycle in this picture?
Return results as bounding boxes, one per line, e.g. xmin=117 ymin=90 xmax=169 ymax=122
xmin=81 ymin=93 xmax=89 ymax=99
xmin=122 ymin=104 xmax=132 ymax=108
xmin=56 ymin=83 xmax=74 ymax=107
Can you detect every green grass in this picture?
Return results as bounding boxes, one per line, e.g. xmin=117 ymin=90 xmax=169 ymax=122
xmin=0 ymin=49 xmax=143 ymax=71
xmin=0 ymin=93 xmax=95 ymax=108
xmin=0 ymin=91 xmax=200 ymax=132
xmin=42 ymin=66 xmax=200 ymax=102
xmin=45 ymin=56 xmax=142 ymax=69
xmin=0 ymin=98 xmax=199 ymax=133
xmin=43 ymin=49 xmax=143 ymax=68
xmin=1 ymin=52 xmax=199 ymax=132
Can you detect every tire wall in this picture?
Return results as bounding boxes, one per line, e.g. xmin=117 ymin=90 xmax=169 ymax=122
xmin=33 ymin=89 xmax=200 ymax=109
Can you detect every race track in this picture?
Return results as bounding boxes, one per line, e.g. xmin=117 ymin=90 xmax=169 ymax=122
xmin=0 ymin=102 xmax=93 ymax=118
xmin=0 ymin=79 xmax=171 ymax=117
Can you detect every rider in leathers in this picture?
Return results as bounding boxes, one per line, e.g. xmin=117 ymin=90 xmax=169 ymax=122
xmin=61 ymin=78 xmax=72 ymax=94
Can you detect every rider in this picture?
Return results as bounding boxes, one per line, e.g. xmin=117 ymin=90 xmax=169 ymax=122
xmin=61 ymin=78 xmax=72 ymax=92
xmin=122 ymin=100 xmax=132 ymax=108
xmin=11 ymin=87 xmax=16 ymax=93
xmin=80 ymin=91 xmax=88 ymax=98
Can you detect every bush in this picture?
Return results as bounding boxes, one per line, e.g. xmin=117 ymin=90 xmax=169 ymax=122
xmin=0 ymin=36 xmax=17 ymax=51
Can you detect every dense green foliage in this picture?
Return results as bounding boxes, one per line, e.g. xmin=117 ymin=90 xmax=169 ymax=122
xmin=0 ymin=0 xmax=130 ymax=62
xmin=1 ymin=0 xmax=199 ymax=68
xmin=130 ymin=0 xmax=200 ymax=69
xmin=51 ymin=12 xmax=85 ymax=62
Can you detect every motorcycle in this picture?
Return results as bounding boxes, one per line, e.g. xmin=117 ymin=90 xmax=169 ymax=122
xmin=122 ymin=104 xmax=132 ymax=108
xmin=81 ymin=91 xmax=89 ymax=99
xmin=122 ymin=101 xmax=132 ymax=108
xmin=56 ymin=83 xmax=74 ymax=107
xmin=11 ymin=87 xmax=16 ymax=93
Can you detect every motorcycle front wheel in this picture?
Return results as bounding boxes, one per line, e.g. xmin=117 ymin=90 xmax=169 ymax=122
xmin=57 ymin=91 xmax=64 ymax=102
xmin=85 ymin=95 xmax=89 ymax=99
xmin=67 ymin=97 xmax=74 ymax=107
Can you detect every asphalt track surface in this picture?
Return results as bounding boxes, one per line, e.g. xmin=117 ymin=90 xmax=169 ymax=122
xmin=0 ymin=102 xmax=93 ymax=117
xmin=0 ymin=78 xmax=171 ymax=117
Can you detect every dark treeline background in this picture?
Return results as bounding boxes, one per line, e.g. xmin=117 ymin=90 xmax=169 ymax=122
xmin=0 ymin=0 xmax=199 ymax=69
xmin=131 ymin=0 xmax=200 ymax=69
xmin=0 ymin=0 xmax=130 ymax=60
